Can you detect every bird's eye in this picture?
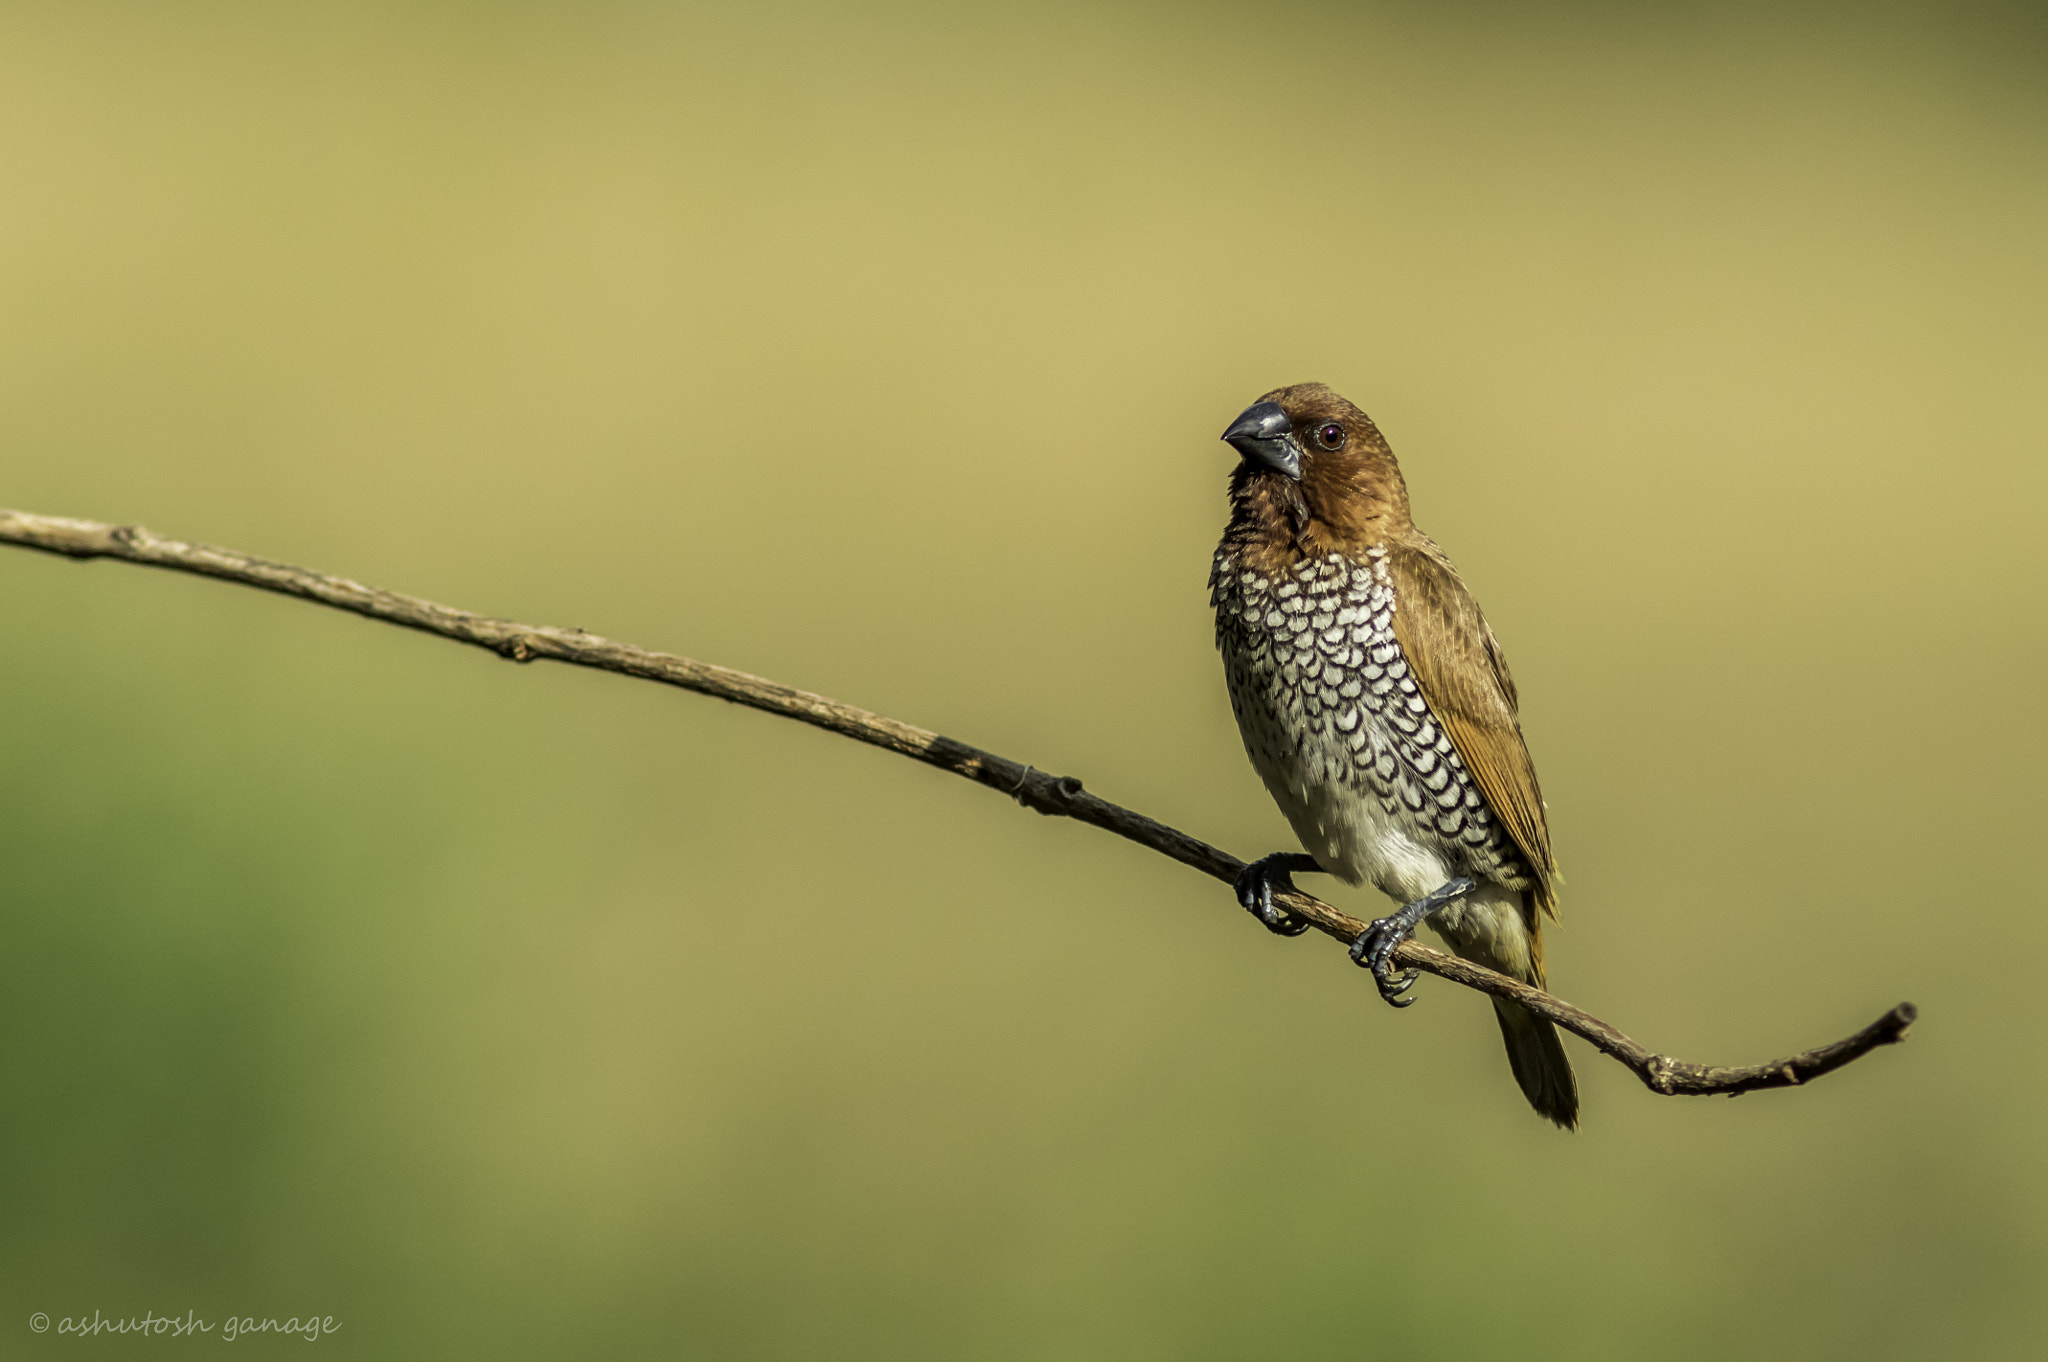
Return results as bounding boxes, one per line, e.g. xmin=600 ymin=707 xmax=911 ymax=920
xmin=1315 ymin=423 xmax=1346 ymax=450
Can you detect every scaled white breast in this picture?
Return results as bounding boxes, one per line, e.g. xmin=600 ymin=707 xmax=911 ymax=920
xmin=1209 ymin=547 xmax=1503 ymax=905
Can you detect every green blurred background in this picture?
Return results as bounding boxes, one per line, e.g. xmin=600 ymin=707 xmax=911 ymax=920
xmin=1 ymin=1 xmax=2042 ymax=1356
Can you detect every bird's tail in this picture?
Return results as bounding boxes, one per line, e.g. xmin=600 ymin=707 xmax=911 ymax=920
xmin=1491 ymin=997 xmax=1578 ymax=1130
xmin=1434 ymin=886 xmax=1579 ymax=1128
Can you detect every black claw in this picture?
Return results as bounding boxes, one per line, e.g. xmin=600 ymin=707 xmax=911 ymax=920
xmin=1234 ymin=853 xmax=1320 ymax=937
xmin=1347 ymin=877 xmax=1476 ymax=1010
xmin=1350 ymin=914 xmax=1418 ymax=1005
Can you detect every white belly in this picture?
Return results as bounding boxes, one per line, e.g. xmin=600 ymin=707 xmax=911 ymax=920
xmin=1245 ymin=710 xmax=1451 ymax=903
xmin=1251 ymin=738 xmax=1533 ymax=976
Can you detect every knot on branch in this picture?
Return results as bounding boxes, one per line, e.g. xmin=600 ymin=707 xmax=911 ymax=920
xmin=1009 ymin=767 xmax=1084 ymax=817
xmin=1647 ymin=1056 xmax=1678 ymax=1095
xmin=58 ymin=522 xmax=142 ymax=560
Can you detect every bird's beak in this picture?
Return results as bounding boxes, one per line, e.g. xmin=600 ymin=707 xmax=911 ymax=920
xmin=1221 ymin=401 xmax=1300 ymax=480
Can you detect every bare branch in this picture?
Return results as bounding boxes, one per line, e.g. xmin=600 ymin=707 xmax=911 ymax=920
xmin=0 ymin=507 xmax=1915 ymax=1098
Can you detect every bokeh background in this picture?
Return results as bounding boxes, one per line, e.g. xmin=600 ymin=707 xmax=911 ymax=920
xmin=1 ymin=1 xmax=2043 ymax=1356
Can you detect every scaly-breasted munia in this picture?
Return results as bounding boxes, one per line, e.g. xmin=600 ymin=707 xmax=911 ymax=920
xmin=1210 ymin=383 xmax=1578 ymax=1128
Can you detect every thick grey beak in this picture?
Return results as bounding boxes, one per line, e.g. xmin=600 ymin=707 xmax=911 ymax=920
xmin=1222 ymin=401 xmax=1300 ymax=480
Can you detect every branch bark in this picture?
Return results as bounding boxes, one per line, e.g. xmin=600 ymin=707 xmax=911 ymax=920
xmin=0 ymin=507 xmax=1916 ymax=1098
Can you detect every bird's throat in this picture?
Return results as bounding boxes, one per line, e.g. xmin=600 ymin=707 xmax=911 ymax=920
xmin=1224 ymin=467 xmax=1363 ymax=573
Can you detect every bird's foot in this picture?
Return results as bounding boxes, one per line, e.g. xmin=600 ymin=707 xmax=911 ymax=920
xmin=1348 ymin=877 xmax=1475 ymax=1008
xmin=1233 ymin=853 xmax=1323 ymax=937
xmin=1350 ymin=915 xmax=1423 ymax=1006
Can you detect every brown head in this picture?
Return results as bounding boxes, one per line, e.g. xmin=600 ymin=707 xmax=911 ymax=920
xmin=1218 ymin=382 xmax=1410 ymax=568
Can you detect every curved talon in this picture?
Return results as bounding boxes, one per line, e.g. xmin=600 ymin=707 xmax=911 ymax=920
xmin=1234 ymin=854 xmax=1317 ymax=937
xmin=1351 ymin=915 xmax=1421 ymax=1007
xmin=1344 ymin=878 xmax=1473 ymax=1010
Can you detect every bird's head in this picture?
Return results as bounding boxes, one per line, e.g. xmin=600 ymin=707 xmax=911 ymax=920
xmin=1219 ymin=382 xmax=1409 ymax=556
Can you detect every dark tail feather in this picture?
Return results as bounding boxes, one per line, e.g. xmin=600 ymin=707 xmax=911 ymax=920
xmin=1492 ymin=998 xmax=1579 ymax=1130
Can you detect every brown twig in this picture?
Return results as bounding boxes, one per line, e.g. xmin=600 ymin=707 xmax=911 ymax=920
xmin=0 ymin=507 xmax=1916 ymax=1098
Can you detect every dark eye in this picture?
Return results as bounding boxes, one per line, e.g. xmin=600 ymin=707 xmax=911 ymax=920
xmin=1315 ymin=422 xmax=1346 ymax=450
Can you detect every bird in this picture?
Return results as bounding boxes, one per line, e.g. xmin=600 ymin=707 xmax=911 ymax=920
xmin=1209 ymin=382 xmax=1578 ymax=1128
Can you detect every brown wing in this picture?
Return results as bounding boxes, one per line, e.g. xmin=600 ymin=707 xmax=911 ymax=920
xmin=1386 ymin=534 xmax=1560 ymax=919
